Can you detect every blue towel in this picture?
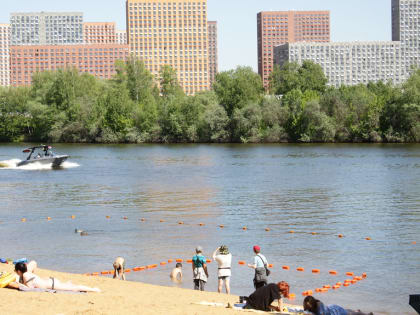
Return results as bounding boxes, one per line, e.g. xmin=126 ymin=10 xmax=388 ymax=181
xmin=0 ymin=258 xmax=6 ymax=264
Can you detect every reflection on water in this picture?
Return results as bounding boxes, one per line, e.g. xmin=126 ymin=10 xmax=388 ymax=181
xmin=0 ymin=143 xmax=419 ymax=315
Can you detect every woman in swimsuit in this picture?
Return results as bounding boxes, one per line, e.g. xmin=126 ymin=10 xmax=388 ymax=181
xmin=15 ymin=262 xmax=100 ymax=292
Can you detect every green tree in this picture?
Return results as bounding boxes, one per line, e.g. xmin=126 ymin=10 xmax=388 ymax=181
xmin=159 ymin=65 xmax=185 ymax=99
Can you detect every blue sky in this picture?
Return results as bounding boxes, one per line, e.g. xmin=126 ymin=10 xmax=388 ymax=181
xmin=0 ymin=0 xmax=391 ymax=71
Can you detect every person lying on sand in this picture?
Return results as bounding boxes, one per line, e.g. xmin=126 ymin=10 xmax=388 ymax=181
xmin=3 ymin=260 xmax=38 ymax=290
xmin=170 ymin=263 xmax=183 ymax=283
xmin=303 ymin=296 xmax=373 ymax=315
xmin=243 ymin=281 xmax=290 ymax=312
xmin=15 ymin=262 xmax=100 ymax=292
xmin=113 ymin=257 xmax=126 ymax=280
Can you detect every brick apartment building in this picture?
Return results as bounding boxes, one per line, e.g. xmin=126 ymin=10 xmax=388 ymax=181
xmin=207 ymin=21 xmax=218 ymax=86
xmin=257 ymin=10 xmax=330 ymax=88
xmin=84 ymin=22 xmax=116 ymax=44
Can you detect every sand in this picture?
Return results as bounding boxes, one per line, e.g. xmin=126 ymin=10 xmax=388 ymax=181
xmin=0 ymin=264 xmax=300 ymax=315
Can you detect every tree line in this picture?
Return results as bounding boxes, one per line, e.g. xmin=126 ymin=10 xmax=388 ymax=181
xmin=0 ymin=58 xmax=419 ymax=143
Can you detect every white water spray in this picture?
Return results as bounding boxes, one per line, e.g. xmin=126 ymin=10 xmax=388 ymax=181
xmin=0 ymin=159 xmax=79 ymax=170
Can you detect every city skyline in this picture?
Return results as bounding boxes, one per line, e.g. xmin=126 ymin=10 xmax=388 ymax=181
xmin=0 ymin=0 xmax=391 ymax=71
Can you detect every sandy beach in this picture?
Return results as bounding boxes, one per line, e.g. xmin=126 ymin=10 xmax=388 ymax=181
xmin=0 ymin=263 xmax=300 ymax=315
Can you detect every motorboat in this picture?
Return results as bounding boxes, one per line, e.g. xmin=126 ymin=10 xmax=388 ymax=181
xmin=17 ymin=145 xmax=69 ymax=168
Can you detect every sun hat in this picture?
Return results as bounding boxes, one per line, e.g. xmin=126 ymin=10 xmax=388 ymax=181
xmin=196 ymin=246 xmax=203 ymax=253
xmin=253 ymin=245 xmax=261 ymax=252
xmin=219 ymin=245 xmax=229 ymax=255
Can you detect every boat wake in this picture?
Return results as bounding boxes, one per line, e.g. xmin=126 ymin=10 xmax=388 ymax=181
xmin=0 ymin=159 xmax=80 ymax=170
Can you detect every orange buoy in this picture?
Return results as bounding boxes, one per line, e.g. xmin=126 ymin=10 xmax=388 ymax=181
xmin=91 ymin=272 xmax=99 ymax=276
xmin=282 ymin=265 xmax=290 ymax=270
xmin=106 ymin=216 xmax=110 ymax=219
xmin=21 ymin=218 xmax=26 ymax=222
xmin=265 ymin=228 xmax=270 ymax=232
xmin=139 ymin=266 xmax=146 ymax=271
xmin=312 ymin=269 xmax=320 ymax=274
xmin=206 ymin=259 xmax=211 ymax=263
xmin=343 ymin=283 xmax=350 ymax=287
xmin=242 ymin=227 xmax=247 ymax=231
xmin=186 ymin=259 xmax=193 ymax=263
xmin=297 ymin=267 xmax=305 ymax=272
xmin=178 ymin=222 xmax=184 ymax=225
xmin=333 ymin=285 xmax=340 ymax=290
xmin=199 ymin=223 xmax=205 ymax=226
xmin=346 ymin=272 xmax=354 ymax=276
xmin=268 ymin=264 xmax=273 ymax=268
xmin=315 ymin=288 xmax=322 ymax=293
xmin=362 ymin=273 xmax=367 ymax=279
xmin=101 ymin=271 xmax=110 ymax=275
xmin=323 ymin=285 xmax=331 ymax=289
xmin=307 ymin=290 xmax=313 ymax=295
xmin=288 ymin=293 xmax=296 ymax=299
xmin=329 ymin=270 xmax=338 ymax=275
xmin=125 ymin=269 xmax=131 ymax=273
xmin=176 ymin=259 xmax=183 ymax=263
xmin=354 ymin=276 xmax=362 ymax=281
xmin=160 ymin=220 xmax=165 ymax=222
xmin=302 ymin=292 xmax=308 ymax=296
xmin=412 ymin=241 xmax=416 ymax=245
xmin=168 ymin=259 xmax=173 ymax=263
xmin=238 ymin=261 xmax=246 ymax=265
xmin=336 ymin=282 xmax=342 ymax=286
xmin=320 ymin=288 xmax=329 ymax=293
xmin=160 ymin=262 xmax=167 ymax=266
xmin=71 ymin=215 xmax=76 ymax=219
xmin=289 ymin=230 xmax=295 ymax=233
xmin=338 ymin=234 xmax=344 ymax=238
xmin=311 ymin=232 xmax=317 ymax=235
xmin=47 ymin=217 xmax=52 ymax=221
xmin=351 ymin=280 xmax=357 ymax=284
xmin=219 ymin=224 xmax=224 ymax=228
xmin=365 ymin=237 xmax=371 ymax=240
xmin=133 ymin=267 xmax=141 ymax=271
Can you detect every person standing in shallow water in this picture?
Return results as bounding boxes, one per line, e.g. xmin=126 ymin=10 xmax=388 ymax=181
xmin=212 ymin=245 xmax=232 ymax=294
xmin=248 ymin=245 xmax=269 ymax=289
xmin=192 ymin=246 xmax=208 ymax=291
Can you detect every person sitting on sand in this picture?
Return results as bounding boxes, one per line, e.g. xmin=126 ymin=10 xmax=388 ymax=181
xmin=212 ymin=245 xmax=232 ymax=294
xmin=303 ymin=296 xmax=373 ymax=315
xmin=243 ymin=281 xmax=290 ymax=312
xmin=170 ymin=263 xmax=183 ymax=283
xmin=192 ymin=246 xmax=208 ymax=291
xmin=113 ymin=257 xmax=126 ymax=280
xmin=15 ymin=262 xmax=100 ymax=292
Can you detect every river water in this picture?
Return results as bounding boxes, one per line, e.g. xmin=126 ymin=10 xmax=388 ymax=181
xmin=0 ymin=143 xmax=419 ymax=314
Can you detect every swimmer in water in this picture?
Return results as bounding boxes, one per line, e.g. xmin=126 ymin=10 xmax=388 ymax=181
xmin=113 ymin=257 xmax=126 ymax=280
xmin=170 ymin=263 xmax=183 ymax=283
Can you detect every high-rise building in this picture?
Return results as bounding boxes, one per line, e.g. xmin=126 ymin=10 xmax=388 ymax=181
xmin=10 ymin=44 xmax=129 ymax=86
xmin=257 ymin=11 xmax=330 ymax=88
xmin=116 ymin=30 xmax=127 ymax=44
xmin=126 ymin=0 xmax=209 ymax=95
xmin=10 ymin=12 xmax=84 ymax=46
xmin=0 ymin=24 xmax=10 ymax=86
xmin=207 ymin=21 xmax=218 ymax=86
xmin=84 ymin=22 xmax=116 ymax=44
xmin=274 ymin=0 xmax=420 ymax=87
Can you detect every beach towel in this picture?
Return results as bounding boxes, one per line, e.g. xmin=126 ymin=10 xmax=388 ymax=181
xmin=19 ymin=286 xmax=85 ymax=294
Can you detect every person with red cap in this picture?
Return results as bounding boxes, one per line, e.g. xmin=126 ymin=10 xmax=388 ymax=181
xmin=248 ymin=245 xmax=269 ymax=289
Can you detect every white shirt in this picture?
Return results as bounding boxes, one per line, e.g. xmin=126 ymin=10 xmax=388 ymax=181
xmin=214 ymin=253 xmax=232 ymax=277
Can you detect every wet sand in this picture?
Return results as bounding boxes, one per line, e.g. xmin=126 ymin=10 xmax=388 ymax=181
xmin=0 ymin=264 xmax=299 ymax=315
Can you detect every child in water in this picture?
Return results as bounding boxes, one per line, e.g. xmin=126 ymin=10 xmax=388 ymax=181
xmin=170 ymin=263 xmax=183 ymax=283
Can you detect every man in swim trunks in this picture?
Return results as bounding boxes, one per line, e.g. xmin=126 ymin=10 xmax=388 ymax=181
xmin=113 ymin=257 xmax=126 ymax=280
xmin=170 ymin=263 xmax=183 ymax=283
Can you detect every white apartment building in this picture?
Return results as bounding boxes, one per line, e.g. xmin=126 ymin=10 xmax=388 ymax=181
xmin=10 ymin=12 xmax=84 ymax=45
xmin=0 ymin=24 xmax=9 ymax=86
xmin=274 ymin=0 xmax=420 ymax=86
xmin=116 ymin=30 xmax=127 ymax=45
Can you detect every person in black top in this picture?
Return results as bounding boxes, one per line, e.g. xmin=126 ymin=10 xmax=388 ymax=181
xmin=244 ymin=281 xmax=290 ymax=312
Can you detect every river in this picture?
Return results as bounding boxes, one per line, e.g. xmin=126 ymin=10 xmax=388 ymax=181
xmin=0 ymin=143 xmax=419 ymax=314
